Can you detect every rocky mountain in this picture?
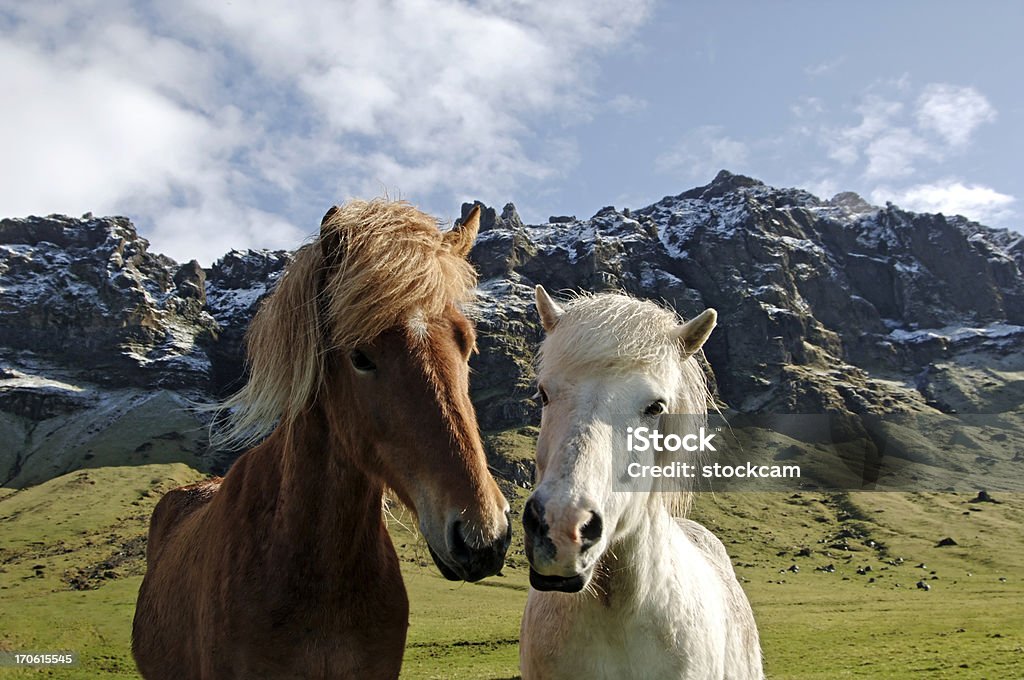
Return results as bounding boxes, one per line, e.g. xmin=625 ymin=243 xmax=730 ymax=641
xmin=3 ymin=171 xmax=1023 ymax=489
xmin=468 ymin=172 xmax=1024 ymax=422
xmin=0 ymin=216 xmax=289 ymax=484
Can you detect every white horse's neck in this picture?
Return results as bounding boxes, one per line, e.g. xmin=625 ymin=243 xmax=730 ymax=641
xmin=595 ymin=501 xmax=679 ymax=607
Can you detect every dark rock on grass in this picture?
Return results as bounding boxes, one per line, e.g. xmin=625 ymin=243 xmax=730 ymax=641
xmin=969 ymin=490 xmax=1000 ymax=504
xmin=916 ymin=580 xmax=931 ymax=591
xmin=937 ymin=537 xmax=958 ymax=547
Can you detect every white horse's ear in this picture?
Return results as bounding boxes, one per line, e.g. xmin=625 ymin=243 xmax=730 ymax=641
xmin=445 ymin=205 xmax=480 ymax=258
xmin=674 ymin=308 xmax=717 ymax=359
xmin=535 ymin=285 xmax=564 ymax=332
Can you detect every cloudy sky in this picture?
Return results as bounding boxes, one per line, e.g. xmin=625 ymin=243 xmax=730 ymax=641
xmin=1 ymin=1 xmax=1020 ymax=264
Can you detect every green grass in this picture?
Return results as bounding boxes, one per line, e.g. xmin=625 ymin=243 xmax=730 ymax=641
xmin=2 ymin=449 xmax=1023 ymax=678
xmin=691 ymin=491 xmax=1024 ymax=678
xmin=0 ymin=464 xmax=207 ymax=679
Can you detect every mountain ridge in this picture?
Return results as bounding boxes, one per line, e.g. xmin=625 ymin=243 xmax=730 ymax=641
xmin=2 ymin=171 xmax=1022 ymax=487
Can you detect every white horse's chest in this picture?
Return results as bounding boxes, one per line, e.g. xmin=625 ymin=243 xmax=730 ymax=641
xmin=538 ymin=607 xmax=720 ymax=679
xmin=521 ymin=536 xmax=731 ymax=680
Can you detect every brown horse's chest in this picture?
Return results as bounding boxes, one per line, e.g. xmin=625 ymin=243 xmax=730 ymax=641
xmin=212 ymin=538 xmax=411 ymax=678
xmin=225 ymin=591 xmax=409 ymax=679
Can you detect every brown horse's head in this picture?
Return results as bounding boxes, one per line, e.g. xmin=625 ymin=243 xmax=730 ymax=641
xmin=220 ymin=200 xmax=509 ymax=581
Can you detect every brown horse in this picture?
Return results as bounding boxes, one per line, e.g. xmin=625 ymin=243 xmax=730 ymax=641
xmin=132 ymin=201 xmax=510 ymax=679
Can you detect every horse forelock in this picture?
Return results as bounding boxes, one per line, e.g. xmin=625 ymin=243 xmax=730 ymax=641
xmin=214 ymin=199 xmax=477 ymax=449
xmin=537 ymin=292 xmax=712 ymax=516
xmin=538 ymin=293 xmax=682 ymax=377
xmin=320 ymin=200 xmax=477 ymax=349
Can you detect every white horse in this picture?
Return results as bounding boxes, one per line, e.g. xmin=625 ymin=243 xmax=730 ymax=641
xmin=520 ymin=287 xmax=763 ymax=680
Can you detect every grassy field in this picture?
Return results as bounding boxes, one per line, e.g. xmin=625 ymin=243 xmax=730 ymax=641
xmin=2 ymin=443 xmax=1023 ymax=678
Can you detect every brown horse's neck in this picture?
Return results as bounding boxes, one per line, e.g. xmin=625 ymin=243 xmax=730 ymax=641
xmin=266 ymin=403 xmax=391 ymax=590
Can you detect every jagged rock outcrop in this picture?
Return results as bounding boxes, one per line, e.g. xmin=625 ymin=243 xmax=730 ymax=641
xmin=204 ymin=249 xmax=291 ymax=396
xmin=464 ymin=170 xmax=1024 ymax=419
xmin=0 ymin=215 xmax=217 ymax=391
xmin=2 ymin=172 xmax=1022 ymax=487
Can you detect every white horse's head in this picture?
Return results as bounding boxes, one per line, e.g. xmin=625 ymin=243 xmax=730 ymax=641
xmin=523 ymin=286 xmax=717 ymax=593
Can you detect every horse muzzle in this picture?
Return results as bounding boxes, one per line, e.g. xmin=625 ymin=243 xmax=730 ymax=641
xmin=427 ymin=510 xmax=511 ymax=582
xmin=522 ymin=495 xmax=604 ymax=592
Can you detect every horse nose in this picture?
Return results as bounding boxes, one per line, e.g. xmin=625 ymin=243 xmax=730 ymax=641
xmin=523 ymin=498 xmax=602 ymax=552
xmin=446 ymin=511 xmax=510 ymax=582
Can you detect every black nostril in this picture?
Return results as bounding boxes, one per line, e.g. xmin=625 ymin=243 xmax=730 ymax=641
xmin=579 ymin=511 xmax=603 ymax=552
xmin=449 ymin=519 xmax=471 ymax=566
xmin=523 ymin=498 xmax=544 ymax=537
xmin=444 ymin=517 xmax=509 ymax=582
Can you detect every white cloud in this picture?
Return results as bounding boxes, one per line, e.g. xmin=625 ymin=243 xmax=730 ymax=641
xmin=871 ymin=180 xmax=1015 ymax=226
xmin=862 ymin=127 xmax=932 ymax=180
xmin=0 ymin=0 xmax=653 ymax=264
xmin=790 ymin=81 xmax=1014 ymax=228
xmin=815 ymin=82 xmax=998 ymax=185
xmin=655 ymin=126 xmax=749 ymax=181
xmin=0 ymin=39 xmax=265 ymax=241
xmin=825 ymin=96 xmax=904 ymax=167
xmin=916 ymin=84 xmax=996 ymax=148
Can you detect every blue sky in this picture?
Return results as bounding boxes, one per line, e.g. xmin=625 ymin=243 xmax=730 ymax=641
xmin=1 ymin=1 xmax=1020 ymax=264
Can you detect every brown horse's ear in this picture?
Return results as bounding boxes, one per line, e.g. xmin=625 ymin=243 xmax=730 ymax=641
xmin=673 ymin=308 xmax=717 ymax=359
xmin=535 ymin=285 xmax=564 ymax=332
xmin=321 ymin=205 xmax=339 ymax=226
xmin=445 ymin=205 xmax=480 ymax=258
xmin=320 ymin=205 xmax=342 ymax=261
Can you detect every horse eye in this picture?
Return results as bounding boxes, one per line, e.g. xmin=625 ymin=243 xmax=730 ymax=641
xmin=349 ymin=350 xmax=377 ymax=372
xmin=534 ymin=386 xmax=550 ymax=407
xmin=644 ymin=400 xmax=666 ymax=416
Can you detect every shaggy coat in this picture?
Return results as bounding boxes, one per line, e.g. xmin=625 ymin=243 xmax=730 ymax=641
xmin=520 ymin=289 xmax=763 ymax=680
xmin=132 ymin=201 xmax=509 ymax=679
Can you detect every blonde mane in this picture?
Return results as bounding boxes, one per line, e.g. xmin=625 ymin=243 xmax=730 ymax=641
xmin=537 ymin=292 xmax=713 ymax=515
xmin=216 ymin=199 xmax=477 ymax=449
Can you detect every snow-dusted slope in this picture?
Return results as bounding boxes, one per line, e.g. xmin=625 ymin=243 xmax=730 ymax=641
xmin=464 ymin=171 xmax=1024 ymax=420
xmin=2 ymin=171 xmax=1022 ymax=485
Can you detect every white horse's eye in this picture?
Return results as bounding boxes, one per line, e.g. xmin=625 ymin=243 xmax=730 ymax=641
xmin=644 ymin=400 xmax=666 ymax=416
xmin=534 ymin=386 xmax=550 ymax=407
